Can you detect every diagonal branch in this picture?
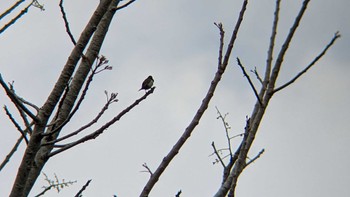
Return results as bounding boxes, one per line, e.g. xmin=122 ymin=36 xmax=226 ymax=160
xmin=113 ymin=0 xmax=136 ymax=11
xmin=273 ymin=32 xmax=341 ymax=93
xmin=0 ymin=136 xmax=24 ymax=172
xmin=211 ymin=142 xmax=226 ymax=168
xmin=0 ymin=74 xmax=39 ymax=122
xmin=4 ymin=106 xmax=28 ymax=144
xmin=0 ymin=0 xmax=25 ymax=21
xmin=236 ymin=58 xmax=263 ymax=106
xmin=59 ymin=0 xmax=76 ymax=45
xmin=48 ymin=87 xmax=155 ymax=158
xmin=0 ymin=1 xmax=31 ymax=34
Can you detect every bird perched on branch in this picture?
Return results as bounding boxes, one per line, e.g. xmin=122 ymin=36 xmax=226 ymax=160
xmin=139 ymin=75 xmax=154 ymax=91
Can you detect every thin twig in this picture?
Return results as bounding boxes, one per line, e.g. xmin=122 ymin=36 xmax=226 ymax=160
xmin=211 ymin=142 xmax=226 ymax=167
xmin=215 ymin=107 xmax=233 ymax=157
xmin=236 ymin=58 xmax=263 ymax=106
xmin=273 ymin=32 xmax=341 ymax=93
xmin=4 ymin=106 xmax=28 ymax=144
xmin=214 ymin=22 xmax=225 ymax=66
xmin=250 ymin=67 xmax=263 ymax=84
xmin=141 ymin=163 xmax=153 ymax=176
xmin=0 ymin=74 xmax=39 ymax=122
xmin=246 ymin=149 xmax=265 ymax=166
xmin=113 ymin=0 xmax=136 ymax=11
xmin=59 ymin=0 xmax=76 ymax=45
xmin=0 ymin=136 xmax=23 ymax=171
xmin=74 ymin=179 xmax=92 ymax=197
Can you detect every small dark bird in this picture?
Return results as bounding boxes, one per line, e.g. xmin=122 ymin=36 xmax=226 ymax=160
xmin=139 ymin=75 xmax=154 ymax=91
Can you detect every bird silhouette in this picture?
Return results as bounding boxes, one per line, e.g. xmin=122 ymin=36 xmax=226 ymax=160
xmin=139 ymin=75 xmax=154 ymax=91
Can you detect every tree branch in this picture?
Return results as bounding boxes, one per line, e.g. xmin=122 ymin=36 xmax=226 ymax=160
xmin=0 ymin=136 xmax=24 ymax=172
xmin=74 ymin=179 xmax=92 ymax=197
xmin=112 ymin=0 xmax=136 ymax=11
xmin=59 ymin=0 xmax=76 ymax=45
xmin=236 ymin=58 xmax=263 ymax=106
xmin=0 ymin=0 xmax=25 ymax=21
xmin=4 ymin=106 xmax=28 ymax=144
xmin=48 ymin=87 xmax=155 ymax=157
xmin=273 ymin=32 xmax=341 ymax=93
xmin=0 ymin=74 xmax=39 ymax=122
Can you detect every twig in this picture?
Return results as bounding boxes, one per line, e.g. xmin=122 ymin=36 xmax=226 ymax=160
xmin=215 ymin=107 xmax=233 ymax=157
xmin=214 ymin=22 xmax=225 ymax=66
xmin=175 ymin=190 xmax=182 ymax=197
xmin=141 ymin=163 xmax=153 ymax=176
xmin=74 ymin=179 xmax=92 ymax=197
xmin=4 ymin=106 xmax=28 ymax=144
xmin=48 ymin=87 xmax=155 ymax=157
xmin=112 ymin=0 xmax=136 ymax=11
xmin=59 ymin=0 xmax=76 ymax=45
xmin=273 ymin=32 xmax=341 ymax=93
xmin=250 ymin=67 xmax=263 ymax=84
xmin=211 ymin=142 xmax=226 ymax=168
xmin=236 ymin=58 xmax=263 ymax=106
xmin=246 ymin=149 xmax=265 ymax=166
xmin=0 ymin=136 xmax=24 ymax=171
xmin=0 ymin=74 xmax=39 ymax=122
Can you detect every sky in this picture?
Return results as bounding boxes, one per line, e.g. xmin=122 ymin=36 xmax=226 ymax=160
xmin=0 ymin=0 xmax=349 ymax=196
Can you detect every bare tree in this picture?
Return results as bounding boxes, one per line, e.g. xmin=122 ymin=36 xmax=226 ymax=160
xmin=0 ymin=0 xmax=340 ymax=196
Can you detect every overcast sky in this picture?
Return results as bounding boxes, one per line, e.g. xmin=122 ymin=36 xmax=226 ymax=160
xmin=0 ymin=0 xmax=349 ymax=196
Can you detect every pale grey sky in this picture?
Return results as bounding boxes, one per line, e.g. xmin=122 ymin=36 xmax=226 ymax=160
xmin=1 ymin=0 xmax=349 ymax=196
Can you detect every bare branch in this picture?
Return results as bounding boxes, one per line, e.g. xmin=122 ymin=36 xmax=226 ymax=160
xmin=0 ymin=74 xmax=39 ymax=122
xmin=48 ymin=87 xmax=155 ymax=157
xmin=215 ymin=107 xmax=233 ymax=157
xmin=0 ymin=2 xmax=31 ymax=34
xmin=113 ymin=0 xmax=136 ymax=11
xmin=273 ymin=32 xmax=341 ymax=93
xmin=211 ymin=142 xmax=226 ymax=168
xmin=4 ymin=106 xmax=28 ymax=144
xmin=59 ymin=0 xmax=76 ymax=45
xmin=141 ymin=163 xmax=153 ymax=177
xmin=214 ymin=22 xmax=225 ymax=66
xmin=246 ymin=149 xmax=265 ymax=166
xmin=74 ymin=179 xmax=92 ymax=197
xmin=0 ymin=136 xmax=24 ymax=172
xmin=0 ymin=0 xmax=25 ymax=21
xmin=236 ymin=58 xmax=263 ymax=106
xmin=175 ymin=190 xmax=182 ymax=197
xmin=250 ymin=67 xmax=263 ymax=84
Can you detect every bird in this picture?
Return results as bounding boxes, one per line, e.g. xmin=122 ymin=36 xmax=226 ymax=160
xmin=139 ymin=75 xmax=154 ymax=91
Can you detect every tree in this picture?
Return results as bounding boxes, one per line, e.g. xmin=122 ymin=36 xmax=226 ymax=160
xmin=0 ymin=0 xmax=346 ymax=196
